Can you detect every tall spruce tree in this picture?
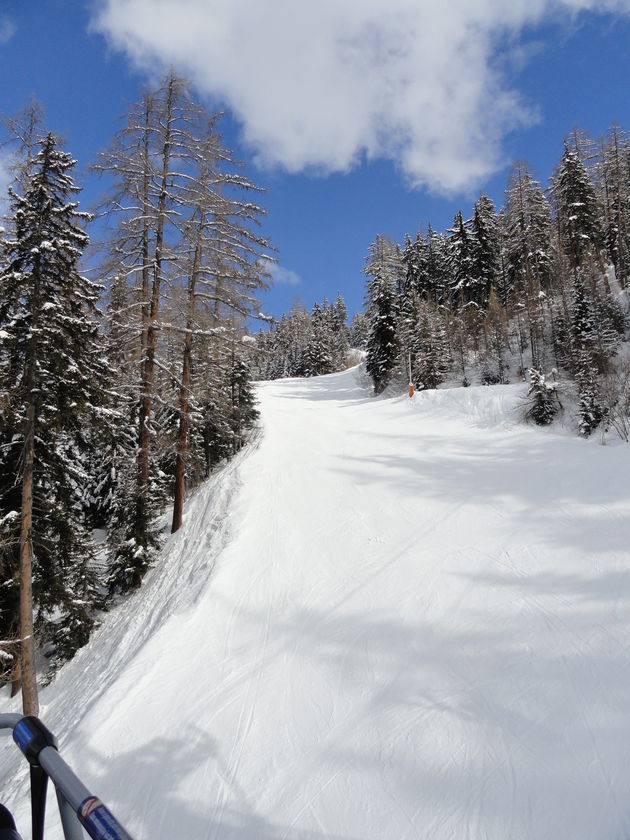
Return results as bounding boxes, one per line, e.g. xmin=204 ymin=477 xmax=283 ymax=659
xmin=447 ymin=211 xmax=474 ymax=308
xmin=364 ymin=237 xmax=400 ymax=394
xmin=0 ymin=134 xmax=109 ymax=711
xmin=470 ymin=195 xmax=499 ymax=308
xmin=598 ymin=125 xmax=630 ymax=287
xmin=553 ymin=144 xmax=604 ymax=269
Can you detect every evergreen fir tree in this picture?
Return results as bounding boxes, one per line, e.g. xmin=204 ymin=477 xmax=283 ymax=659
xmin=447 ymin=211 xmax=474 ymax=308
xmin=525 ymin=368 xmax=559 ymax=425
xmin=470 ymin=195 xmax=499 ymax=308
xmin=411 ymin=301 xmax=451 ymax=390
xmin=553 ymin=144 xmax=604 ymax=269
xmin=364 ymin=237 xmax=400 ymax=394
xmin=569 ymin=273 xmax=604 ymax=435
xmin=598 ymin=124 xmax=630 ymax=287
xmin=0 ymin=134 xmax=110 ymax=703
xmin=330 ymin=292 xmax=350 ymax=368
xmin=305 ymin=302 xmax=334 ymax=376
xmin=349 ymin=312 xmax=368 ymax=349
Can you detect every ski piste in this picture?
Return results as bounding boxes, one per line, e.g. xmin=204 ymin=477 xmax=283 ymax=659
xmin=0 ymin=715 xmax=133 ymax=840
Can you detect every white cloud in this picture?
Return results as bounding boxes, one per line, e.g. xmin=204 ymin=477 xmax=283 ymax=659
xmin=90 ymin=0 xmax=630 ymax=194
xmin=0 ymin=16 xmax=16 ymax=45
xmin=268 ymin=263 xmax=302 ymax=287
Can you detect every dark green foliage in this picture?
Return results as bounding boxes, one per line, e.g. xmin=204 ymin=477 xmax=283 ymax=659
xmin=0 ymin=134 xmax=110 ymax=668
xmin=305 ymin=303 xmax=334 ymax=376
xmin=470 ymin=195 xmax=499 ymax=308
xmin=364 ymin=237 xmax=400 ymax=394
xmin=447 ymin=211 xmax=474 ymax=308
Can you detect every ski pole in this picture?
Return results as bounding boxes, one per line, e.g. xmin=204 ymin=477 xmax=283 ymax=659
xmin=0 ymin=715 xmax=135 ymax=840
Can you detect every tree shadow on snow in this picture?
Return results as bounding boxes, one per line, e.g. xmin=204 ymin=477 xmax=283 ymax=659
xmin=198 ymin=588 xmax=630 ymax=839
xmin=74 ymin=727 xmax=362 ymax=840
xmin=331 ymin=424 xmax=630 ymax=555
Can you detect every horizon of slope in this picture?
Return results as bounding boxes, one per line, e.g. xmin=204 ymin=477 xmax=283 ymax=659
xmin=2 ymin=366 xmax=630 ymax=839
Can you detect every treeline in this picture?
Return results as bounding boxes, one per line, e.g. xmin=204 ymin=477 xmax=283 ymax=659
xmin=363 ymin=125 xmax=630 ymax=436
xmin=251 ymin=293 xmax=355 ymax=379
xmin=0 ymin=75 xmax=267 ymax=712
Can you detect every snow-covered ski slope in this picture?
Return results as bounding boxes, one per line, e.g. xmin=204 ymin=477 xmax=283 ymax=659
xmin=4 ymin=364 xmax=630 ymax=839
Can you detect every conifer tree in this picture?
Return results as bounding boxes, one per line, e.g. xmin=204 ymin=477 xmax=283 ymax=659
xmin=447 ymin=211 xmax=474 ymax=308
xmin=525 ymin=368 xmax=559 ymax=425
xmin=504 ymin=163 xmax=553 ymax=367
xmin=305 ymin=302 xmax=334 ymax=376
xmin=0 ymin=134 xmax=109 ymax=711
xmin=598 ymin=125 xmax=630 ymax=287
xmin=364 ymin=237 xmax=400 ymax=394
xmin=425 ymin=225 xmax=450 ymax=305
xmin=569 ymin=273 xmax=604 ymax=435
xmin=553 ymin=144 xmax=604 ymax=269
xmin=470 ymin=195 xmax=499 ymax=308
xmin=411 ymin=301 xmax=451 ymax=390
xmin=331 ymin=292 xmax=350 ymax=368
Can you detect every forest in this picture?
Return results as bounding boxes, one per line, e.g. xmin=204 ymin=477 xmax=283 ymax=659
xmin=253 ymin=124 xmax=630 ymax=443
xmin=358 ymin=127 xmax=629 ymax=435
xmin=0 ymin=74 xmax=269 ymax=713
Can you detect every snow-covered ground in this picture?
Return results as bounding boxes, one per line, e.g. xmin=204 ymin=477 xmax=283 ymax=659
xmin=3 ymin=365 xmax=630 ymax=839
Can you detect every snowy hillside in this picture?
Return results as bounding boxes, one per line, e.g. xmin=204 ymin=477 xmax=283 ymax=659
xmin=3 ymin=365 xmax=630 ymax=839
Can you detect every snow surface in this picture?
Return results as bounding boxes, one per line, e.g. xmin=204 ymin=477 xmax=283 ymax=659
xmin=3 ymin=365 xmax=630 ymax=839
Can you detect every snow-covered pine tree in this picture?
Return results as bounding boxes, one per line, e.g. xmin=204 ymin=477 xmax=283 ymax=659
xmin=349 ymin=312 xmax=368 ymax=349
xmin=504 ymin=163 xmax=553 ymax=368
xmin=364 ymin=236 xmax=400 ymax=394
xmin=525 ymin=368 xmax=559 ymax=425
xmin=411 ymin=300 xmax=451 ymax=390
xmin=597 ymin=124 xmax=630 ymax=288
xmin=553 ymin=143 xmax=604 ymax=270
xmin=569 ymin=273 xmax=604 ymax=435
xmin=228 ymin=340 xmax=260 ymax=453
xmin=447 ymin=211 xmax=474 ymax=308
xmin=305 ymin=302 xmax=334 ymax=376
xmin=470 ymin=195 xmax=499 ymax=309
xmin=0 ymin=134 xmax=110 ymax=711
xmin=425 ymin=225 xmax=450 ymax=306
xmin=330 ymin=292 xmax=350 ymax=369
xmin=402 ymin=231 xmax=429 ymax=300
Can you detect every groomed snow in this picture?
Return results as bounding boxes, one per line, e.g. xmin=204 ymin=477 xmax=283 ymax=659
xmin=3 ymin=365 xmax=630 ymax=839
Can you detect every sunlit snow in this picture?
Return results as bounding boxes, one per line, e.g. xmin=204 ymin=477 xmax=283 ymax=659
xmin=2 ymin=365 xmax=630 ymax=839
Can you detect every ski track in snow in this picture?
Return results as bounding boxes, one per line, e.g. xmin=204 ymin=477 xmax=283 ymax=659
xmin=3 ymin=365 xmax=630 ymax=839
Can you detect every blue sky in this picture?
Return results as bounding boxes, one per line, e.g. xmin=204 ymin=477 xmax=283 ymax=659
xmin=2 ymin=1 xmax=630 ymax=320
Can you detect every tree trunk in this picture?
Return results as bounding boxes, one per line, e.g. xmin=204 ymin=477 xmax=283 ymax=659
xmin=138 ymin=77 xmax=175 ymax=505
xmin=10 ymin=655 xmax=21 ymax=698
xmin=171 ymin=335 xmax=191 ymax=533
xmin=172 ymin=215 xmax=204 ymax=534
